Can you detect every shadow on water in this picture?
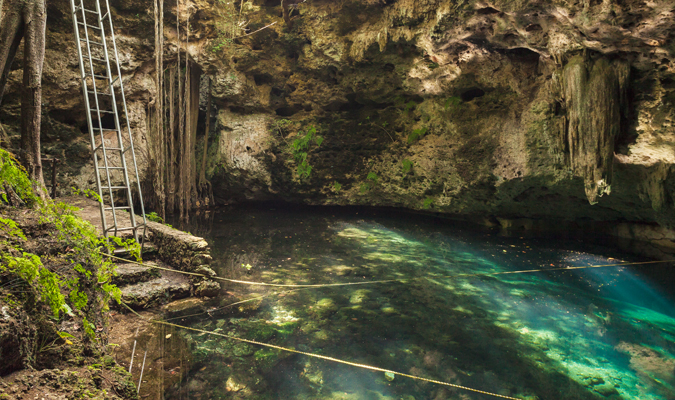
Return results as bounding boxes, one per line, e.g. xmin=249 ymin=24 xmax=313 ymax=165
xmin=165 ymin=203 xmax=675 ymax=400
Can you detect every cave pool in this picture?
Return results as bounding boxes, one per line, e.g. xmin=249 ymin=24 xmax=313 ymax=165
xmin=164 ymin=205 xmax=675 ymax=400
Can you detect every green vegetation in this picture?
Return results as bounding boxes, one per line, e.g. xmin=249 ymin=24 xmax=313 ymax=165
xmin=359 ymin=172 xmax=380 ymax=193
xmin=332 ymin=181 xmax=342 ymax=193
xmin=0 ymin=150 xmax=36 ymax=205
xmin=0 ymin=148 xmax=137 ymax=341
xmin=407 ymin=127 xmax=428 ymax=144
xmin=290 ymin=126 xmax=323 ymax=180
xmin=146 ymin=211 xmax=164 ymax=223
xmin=401 ymin=159 xmax=413 ymax=174
xmin=444 ymin=96 xmax=462 ymax=110
xmin=423 ymin=197 xmax=434 ymax=209
xmin=211 ymin=0 xmax=245 ymax=52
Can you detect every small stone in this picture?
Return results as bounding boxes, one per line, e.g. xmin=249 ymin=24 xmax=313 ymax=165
xmin=384 ymin=371 xmax=395 ymax=381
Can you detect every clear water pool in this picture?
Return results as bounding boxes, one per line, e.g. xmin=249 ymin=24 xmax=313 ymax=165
xmin=165 ymin=205 xmax=675 ymax=400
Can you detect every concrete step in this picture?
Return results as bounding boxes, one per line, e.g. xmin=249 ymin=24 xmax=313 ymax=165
xmin=112 ymin=262 xmax=160 ymax=286
xmin=120 ymin=269 xmax=191 ymax=310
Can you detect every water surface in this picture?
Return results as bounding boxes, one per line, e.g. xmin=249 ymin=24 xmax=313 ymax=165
xmin=166 ymin=205 xmax=675 ymax=400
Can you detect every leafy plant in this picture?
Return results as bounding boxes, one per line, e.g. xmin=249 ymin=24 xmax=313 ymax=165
xmin=290 ymin=126 xmax=323 ymax=180
xmin=366 ymin=172 xmax=379 ymax=183
xmin=72 ymin=187 xmax=102 ymax=203
xmin=146 ymin=212 xmax=164 ymax=223
xmin=423 ymin=197 xmax=434 ymax=209
xmin=401 ymin=159 xmax=413 ymax=174
xmin=360 ymin=183 xmax=371 ymax=193
xmin=407 ymin=127 xmax=428 ymax=144
xmin=0 ymin=149 xmax=37 ymax=205
xmin=332 ymin=181 xmax=342 ymax=193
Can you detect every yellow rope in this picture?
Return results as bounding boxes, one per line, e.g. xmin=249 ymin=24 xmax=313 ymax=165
xmin=449 ymin=259 xmax=673 ymax=278
xmin=100 ymin=251 xmax=396 ymax=288
xmin=122 ymin=303 xmax=522 ymax=400
xmin=101 ymin=250 xmax=674 ymax=288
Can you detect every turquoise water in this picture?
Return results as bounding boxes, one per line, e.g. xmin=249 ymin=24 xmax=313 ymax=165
xmin=166 ymin=206 xmax=675 ymax=400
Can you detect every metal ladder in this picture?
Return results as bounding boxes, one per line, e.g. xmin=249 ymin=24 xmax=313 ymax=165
xmin=69 ymin=0 xmax=147 ymax=244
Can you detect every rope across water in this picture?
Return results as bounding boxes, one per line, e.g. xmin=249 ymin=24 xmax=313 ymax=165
xmin=122 ymin=303 xmax=523 ymax=400
xmin=110 ymin=252 xmax=673 ymax=399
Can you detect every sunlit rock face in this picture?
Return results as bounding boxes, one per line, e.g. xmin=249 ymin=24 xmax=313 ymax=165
xmin=2 ymin=0 xmax=675 ymax=231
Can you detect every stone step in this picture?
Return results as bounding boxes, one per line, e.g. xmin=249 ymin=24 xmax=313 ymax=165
xmin=110 ymin=240 xmax=158 ymax=261
xmin=120 ymin=270 xmax=191 ymax=310
xmin=112 ymin=262 xmax=160 ymax=285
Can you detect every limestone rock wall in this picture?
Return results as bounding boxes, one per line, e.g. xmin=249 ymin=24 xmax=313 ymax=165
xmin=1 ymin=0 xmax=675 ymax=240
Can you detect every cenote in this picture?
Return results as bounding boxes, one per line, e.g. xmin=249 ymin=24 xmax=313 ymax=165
xmin=163 ymin=205 xmax=675 ymax=400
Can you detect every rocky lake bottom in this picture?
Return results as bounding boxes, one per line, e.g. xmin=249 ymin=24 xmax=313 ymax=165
xmin=163 ymin=206 xmax=675 ymax=400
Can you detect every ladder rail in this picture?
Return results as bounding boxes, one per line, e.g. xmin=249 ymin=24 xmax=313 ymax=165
xmin=70 ymin=0 xmax=109 ymax=235
xmin=93 ymin=0 xmax=133 ymax=238
xmin=100 ymin=0 xmax=148 ymax=240
xmin=79 ymin=0 xmax=120 ymax=234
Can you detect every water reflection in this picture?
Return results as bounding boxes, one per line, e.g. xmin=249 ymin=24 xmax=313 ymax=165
xmin=166 ymin=206 xmax=675 ymax=400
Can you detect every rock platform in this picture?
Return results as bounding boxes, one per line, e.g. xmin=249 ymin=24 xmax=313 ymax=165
xmin=61 ymin=196 xmax=221 ymax=309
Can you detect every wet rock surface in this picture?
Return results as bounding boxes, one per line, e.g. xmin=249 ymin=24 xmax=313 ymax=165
xmin=120 ymin=269 xmax=192 ymax=310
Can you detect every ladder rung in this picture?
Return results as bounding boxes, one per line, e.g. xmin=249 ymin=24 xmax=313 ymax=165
xmin=83 ymin=73 xmax=108 ymax=79
xmin=80 ymin=39 xmax=105 ymax=46
xmin=98 ymin=166 xmax=124 ymax=170
xmin=101 ymin=186 xmax=128 ymax=190
xmin=92 ymin=128 xmax=117 ymax=131
xmin=88 ymin=91 xmax=112 ymax=96
xmin=90 ymin=109 xmax=116 ymax=114
xmin=105 ymin=226 xmax=138 ymax=232
xmin=77 ymin=21 xmax=101 ymax=30
xmin=95 ymin=146 xmax=124 ymax=152
xmin=100 ymin=12 xmax=109 ymax=21
xmin=105 ymin=206 xmax=131 ymax=211
xmin=83 ymin=8 xmax=99 ymax=14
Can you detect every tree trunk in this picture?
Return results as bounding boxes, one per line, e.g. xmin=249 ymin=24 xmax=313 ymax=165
xmin=154 ymin=0 xmax=165 ymax=218
xmin=188 ymin=66 xmax=200 ymax=207
xmin=0 ymin=0 xmax=47 ymax=196
xmin=20 ymin=0 xmax=47 ymax=191
xmin=281 ymin=0 xmax=292 ymax=29
xmin=0 ymin=1 xmax=24 ymax=106
xmin=167 ymin=66 xmax=175 ymax=213
xmin=198 ymin=76 xmax=213 ymax=206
